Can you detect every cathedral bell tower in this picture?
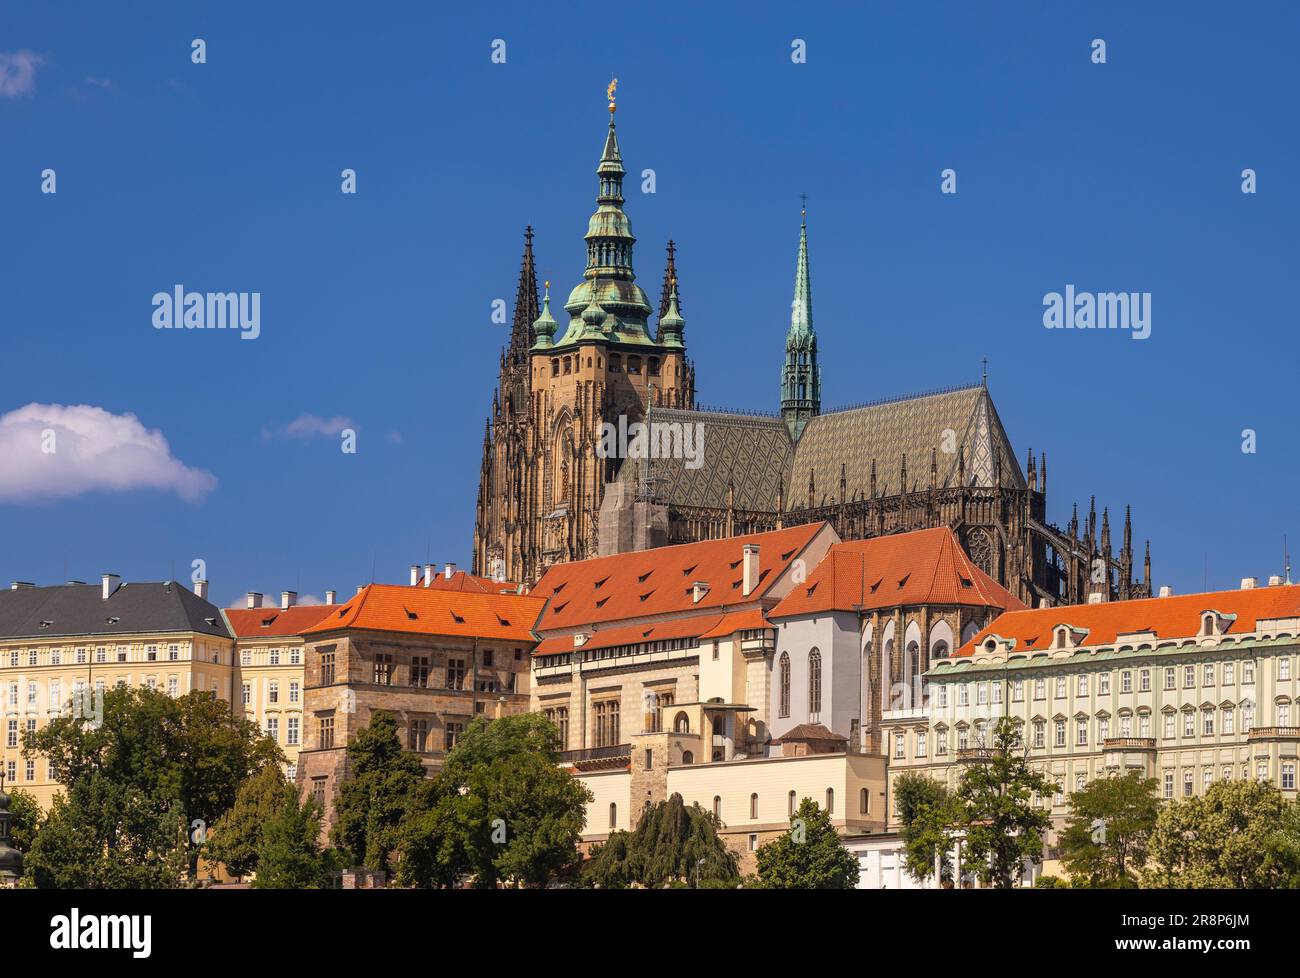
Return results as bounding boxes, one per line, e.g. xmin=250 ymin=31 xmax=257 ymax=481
xmin=780 ymin=201 xmax=821 ymax=441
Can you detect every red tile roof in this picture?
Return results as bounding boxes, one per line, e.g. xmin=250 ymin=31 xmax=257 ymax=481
xmin=698 ymin=608 xmax=770 ymax=640
xmin=959 ymin=583 xmax=1300 ymax=656
xmin=531 ymin=523 xmax=827 ymax=632
xmin=418 ymin=570 xmax=520 ymax=594
xmin=768 ymin=527 xmax=1025 ymax=619
xmin=302 ymin=584 xmax=545 ymax=642
xmin=534 ymin=614 xmax=725 ymax=655
xmin=224 ymin=603 xmax=339 ymax=638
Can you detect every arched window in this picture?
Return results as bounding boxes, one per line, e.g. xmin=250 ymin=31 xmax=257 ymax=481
xmin=825 ymin=787 xmax=834 ymax=814
xmin=788 ymin=790 xmax=797 ymax=816
xmin=673 ymin=711 xmax=690 ymax=733
xmin=609 ymin=802 xmax=617 ymax=829
xmin=712 ymin=796 xmax=722 ymax=819
xmin=808 ymin=649 xmax=822 ymax=717
xmin=681 ymin=750 xmax=693 ymax=765
xmin=932 ymin=641 xmax=949 ymax=660
xmin=750 ymin=793 xmax=759 ymax=819
xmin=860 ymin=788 xmax=870 ymax=814
xmin=778 ymin=652 xmax=791 ymax=718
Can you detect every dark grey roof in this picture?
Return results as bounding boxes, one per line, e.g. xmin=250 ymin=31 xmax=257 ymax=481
xmin=0 ymin=582 xmax=231 ymax=641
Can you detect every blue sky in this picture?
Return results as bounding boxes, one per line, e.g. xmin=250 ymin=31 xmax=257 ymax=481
xmin=1 ymin=1 xmax=1296 ymax=605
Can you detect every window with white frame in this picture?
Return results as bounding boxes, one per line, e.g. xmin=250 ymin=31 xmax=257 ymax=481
xmin=1055 ymin=677 xmax=1067 ymax=699
xmin=1223 ymin=662 xmax=1235 ymax=685
xmin=937 ymin=728 xmax=948 ymax=755
xmin=266 ymin=716 xmax=278 ymax=741
xmin=1121 ymin=671 xmax=1132 ymax=693
xmin=290 ymin=681 xmax=300 ymax=704
xmin=1279 ymin=702 xmax=1292 ymax=726
xmin=957 ymin=726 xmax=969 ymax=751
xmin=977 ymin=683 xmax=987 ymax=706
xmin=1183 ymin=771 xmax=1194 ymax=796
xmin=1203 ymin=709 xmax=1214 ymax=736
xmin=1099 ymin=716 xmax=1109 ymax=740
xmin=957 ymin=684 xmax=968 ymax=707
xmin=1203 ymin=768 xmax=1213 ymax=792
xmin=1076 ymin=718 xmax=1088 ymax=745
xmin=1222 ymin=707 xmax=1234 ymax=735
xmin=1034 ymin=678 xmax=1046 ymax=700
xmin=1120 ymin=714 xmax=1132 ymax=737
xmin=1284 ymin=763 xmax=1296 ymax=791
xmin=1183 ymin=712 xmax=1195 ymax=737
xmin=1032 ymin=720 xmax=1044 ymax=749
xmin=1164 ymin=713 xmax=1175 ymax=739
xmin=915 ymin=730 xmax=927 ymax=757
xmin=894 ymin=732 xmax=905 ymax=759
xmin=1184 ymin=666 xmax=1195 ymax=689
xmin=1012 ymin=679 xmax=1024 ymax=702
xmin=287 ymin=716 xmax=300 ymax=746
xmin=1054 ymin=719 xmax=1066 ymax=747
xmin=992 ymin=682 xmax=1002 ymax=705
xmin=1099 ymin=672 xmax=1110 ymax=695
xmin=241 ymin=650 xmax=252 ymax=666
xmin=1244 ymin=661 xmax=1255 ymax=684
xmin=1139 ymin=669 xmax=1151 ymax=692
xmin=1078 ymin=675 xmax=1089 ymax=696
xmin=1244 ymin=701 xmax=1255 ymax=731
xmin=1139 ymin=712 xmax=1152 ymax=738
xmin=937 ymin=684 xmax=948 ymax=708
xmin=290 ymin=648 xmax=302 ymax=665
xmin=1163 ymin=773 xmax=1174 ymax=798
xmin=1164 ymin=667 xmax=1175 ymax=690
xmin=1282 ymin=657 xmax=1293 ymax=681
xmin=1203 ymin=663 xmax=1214 ymax=686
xmin=1257 ymin=761 xmax=1269 ymax=782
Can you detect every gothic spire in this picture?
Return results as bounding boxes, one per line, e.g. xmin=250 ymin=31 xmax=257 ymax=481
xmin=658 ymin=239 xmax=680 ymax=323
xmin=509 ymin=226 xmax=539 ymax=363
xmin=780 ymin=198 xmax=821 ymax=441
xmin=658 ymin=276 xmax=685 ymax=347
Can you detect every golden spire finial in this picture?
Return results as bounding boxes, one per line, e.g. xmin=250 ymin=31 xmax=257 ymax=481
xmin=607 ymin=77 xmax=618 ymax=113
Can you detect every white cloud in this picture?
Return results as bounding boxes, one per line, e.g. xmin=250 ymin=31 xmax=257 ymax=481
xmin=0 ymin=403 xmax=217 ymax=503
xmin=262 ymin=413 xmax=355 ymax=440
xmin=223 ymin=590 xmax=326 ymax=610
xmin=0 ymin=51 xmax=43 ymax=98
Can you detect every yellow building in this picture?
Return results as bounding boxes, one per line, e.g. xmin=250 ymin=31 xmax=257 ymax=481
xmin=222 ymin=591 xmax=339 ymax=782
xmin=0 ymin=576 xmax=235 ymax=808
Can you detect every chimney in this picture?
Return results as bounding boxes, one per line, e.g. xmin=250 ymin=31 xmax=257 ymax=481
xmin=573 ymin=633 xmax=588 ymax=648
xmin=1158 ymin=585 xmax=1173 ymax=598
xmin=1087 ymin=592 xmax=1104 ymax=605
xmin=424 ymin=563 xmax=435 ymax=587
xmin=1038 ymin=598 xmax=1050 ymax=609
xmin=325 ymin=589 xmax=337 ymax=604
xmin=1241 ymin=577 xmax=1258 ymax=590
xmin=693 ymin=581 xmax=710 ymax=604
xmin=410 ymin=564 xmax=420 ymax=587
xmin=194 ymin=580 xmax=209 ymax=600
xmin=102 ymin=573 xmax=121 ymax=600
xmin=10 ymin=582 xmax=34 ymax=590
xmin=246 ymin=591 xmax=263 ymax=609
xmin=355 ymin=585 xmax=365 ymax=595
xmin=1269 ymin=575 xmax=1284 ymax=587
xmin=281 ymin=590 xmax=297 ymax=610
xmin=444 ymin=562 xmax=457 ymax=580
xmin=742 ymin=544 xmax=760 ymax=597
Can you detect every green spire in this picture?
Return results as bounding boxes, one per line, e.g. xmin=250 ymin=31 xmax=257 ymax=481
xmin=780 ymin=199 xmax=821 ymax=441
xmin=531 ymin=280 xmax=558 ymax=349
xmin=659 ymin=277 xmax=684 ymax=347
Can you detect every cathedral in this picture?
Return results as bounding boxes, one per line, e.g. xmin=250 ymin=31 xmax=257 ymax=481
xmin=473 ymin=89 xmax=1151 ymax=608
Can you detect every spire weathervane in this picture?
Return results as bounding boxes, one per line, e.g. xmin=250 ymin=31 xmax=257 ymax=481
xmin=607 ymin=77 xmax=618 ymax=113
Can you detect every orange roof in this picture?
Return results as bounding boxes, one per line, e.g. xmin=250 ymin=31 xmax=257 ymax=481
xmin=698 ymin=608 xmax=770 ymax=640
xmin=768 ymin=527 xmax=1025 ymax=619
xmin=224 ymin=603 xmax=339 ymax=638
xmin=534 ymin=614 xmax=724 ymax=656
xmin=532 ymin=523 xmax=826 ymax=631
xmin=418 ymin=570 xmax=520 ymax=594
xmin=302 ymin=584 xmax=545 ymax=642
xmin=959 ymin=583 xmax=1300 ymax=656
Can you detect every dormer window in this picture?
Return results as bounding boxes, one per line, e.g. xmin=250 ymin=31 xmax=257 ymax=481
xmin=1053 ymin=625 xmax=1089 ymax=650
xmin=1200 ymin=611 xmax=1235 ymax=637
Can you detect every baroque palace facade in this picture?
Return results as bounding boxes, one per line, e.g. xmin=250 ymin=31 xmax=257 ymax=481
xmin=473 ymin=89 xmax=1152 ymax=609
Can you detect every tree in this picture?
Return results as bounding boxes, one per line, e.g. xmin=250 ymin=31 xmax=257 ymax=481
xmin=207 ymin=764 xmax=298 ymax=879
xmin=23 ymin=686 xmax=280 ymax=885
xmin=5 ymin=787 xmax=42 ymax=855
xmin=1146 ymin=778 xmax=1300 ymax=888
xmin=1058 ymin=771 xmax=1159 ymax=887
xmin=894 ymin=772 xmax=959 ymax=885
xmin=397 ymin=713 xmax=591 ymax=888
xmin=331 ymin=711 xmax=429 ymax=873
xmin=254 ymin=794 xmax=335 ymax=889
xmin=24 ymin=777 xmax=189 ymax=889
xmin=956 ymin=717 xmax=1057 ymax=888
xmin=583 ymin=793 xmax=738 ymax=888
xmin=755 ymin=797 xmax=858 ymax=889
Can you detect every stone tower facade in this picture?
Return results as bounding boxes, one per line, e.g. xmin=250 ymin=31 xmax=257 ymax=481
xmin=473 ymin=91 xmax=695 ymax=585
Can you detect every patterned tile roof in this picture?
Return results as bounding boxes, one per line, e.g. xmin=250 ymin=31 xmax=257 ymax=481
xmin=959 ymin=583 xmax=1300 ymax=655
xmin=768 ymin=527 xmax=1026 ymax=619
xmin=615 ymin=386 xmax=1024 ymax=512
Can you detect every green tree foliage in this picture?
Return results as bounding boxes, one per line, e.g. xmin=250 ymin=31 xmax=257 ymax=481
xmin=754 ymin=797 xmax=858 ymax=889
xmin=254 ymin=794 xmax=335 ymax=889
xmin=24 ymin=777 xmax=189 ymax=889
xmin=893 ymin=772 xmax=959 ymax=885
xmin=1058 ymin=771 xmax=1159 ymax=887
xmin=1145 ymin=778 xmax=1300 ymax=888
xmin=583 ymin=792 xmax=738 ymax=888
xmin=397 ymin=713 xmax=591 ymax=888
xmin=5 ymin=787 xmax=42 ymax=854
xmin=331 ymin=711 xmax=428 ymax=874
xmin=207 ymin=764 xmax=299 ymax=879
xmin=22 ymin=686 xmax=280 ymax=886
xmin=955 ymin=717 xmax=1057 ymax=888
